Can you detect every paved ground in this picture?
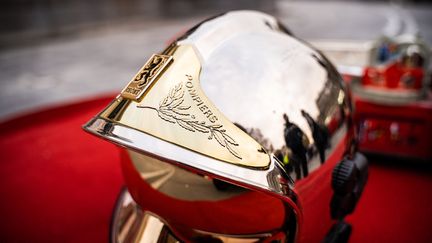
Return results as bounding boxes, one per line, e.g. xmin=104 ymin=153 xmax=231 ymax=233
xmin=1 ymin=1 xmax=431 ymax=120
xmin=0 ymin=18 xmax=199 ymax=119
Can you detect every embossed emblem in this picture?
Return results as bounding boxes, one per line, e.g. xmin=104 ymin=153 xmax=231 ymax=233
xmin=137 ymin=81 xmax=242 ymax=159
xmin=121 ymin=54 xmax=173 ymax=101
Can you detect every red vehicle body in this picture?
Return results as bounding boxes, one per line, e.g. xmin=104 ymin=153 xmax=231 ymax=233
xmin=347 ymin=35 xmax=432 ymax=160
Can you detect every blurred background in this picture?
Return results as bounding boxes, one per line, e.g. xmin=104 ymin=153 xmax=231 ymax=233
xmin=1 ymin=0 xmax=431 ymax=119
xmin=1 ymin=1 xmax=432 ymax=242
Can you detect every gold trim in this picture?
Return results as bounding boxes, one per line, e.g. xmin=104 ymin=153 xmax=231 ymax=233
xmin=137 ymin=81 xmax=242 ymax=159
xmin=100 ymin=45 xmax=270 ymax=168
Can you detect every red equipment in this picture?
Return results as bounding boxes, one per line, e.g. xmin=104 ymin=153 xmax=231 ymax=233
xmin=348 ymin=35 xmax=432 ymax=160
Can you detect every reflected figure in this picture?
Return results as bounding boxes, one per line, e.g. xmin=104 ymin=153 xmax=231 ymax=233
xmin=301 ymin=110 xmax=329 ymax=164
xmin=274 ymin=146 xmax=292 ymax=174
xmin=283 ymin=113 xmax=309 ymax=179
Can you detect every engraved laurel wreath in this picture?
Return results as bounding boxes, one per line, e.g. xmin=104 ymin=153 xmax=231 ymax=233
xmin=137 ymin=82 xmax=241 ymax=159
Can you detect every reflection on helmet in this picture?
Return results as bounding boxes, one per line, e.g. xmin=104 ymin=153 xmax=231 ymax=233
xmin=84 ymin=10 xmax=353 ymax=243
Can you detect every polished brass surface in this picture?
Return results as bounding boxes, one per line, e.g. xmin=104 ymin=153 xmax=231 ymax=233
xmin=121 ymin=54 xmax=173 ymax=101
xmin=128 ymin=149 xmax=248 ymax=201
xmin=111 ymin=189 xmax=181 ymax=243
xmin=111 ymin=187 xmax=291 ymax=243
xmin=100 ymin=45 xmax=270 ymax=168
